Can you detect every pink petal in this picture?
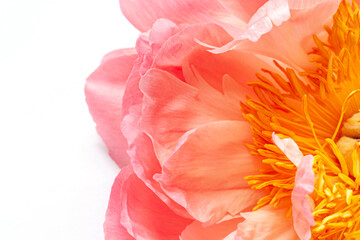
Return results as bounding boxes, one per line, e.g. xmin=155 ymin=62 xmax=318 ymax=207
xmin=210 ymin=0 xmax=290 ymax=52
xmin=183 ymin=46 xmax=272 ymax=95
xmin=272 ymin=133 xmax=315 ymax=240
xmin=212 ymin=0 xmax=340 ymax=69
xmin=237 ymin=206 xmax=298 ymax=240
xmin=125 ymin=131 xmax=191 ymax=218
xmin=119 ymin=0 xmax=246 ymax=33
xmin=105 ymin=166 xmax=193 ymax=240
xmin=217 ymin=0 xmax=267 ymax=22
xmin=181 ymin=218 xmax=240 ymax=240
xmin=85 ymin=48 xmax=137 ymax=167
xmin=154 ymin=121 xmax=264 ymax=223
xmin=104 ymin=166 xmax=135 ymax=240
xmin=139 ymin=68 xmax=244 ymax=163
xmin=291 ymin=155 xmax=315 ymax=240
xmin=272 ymin=133 xmax=303 ymax=167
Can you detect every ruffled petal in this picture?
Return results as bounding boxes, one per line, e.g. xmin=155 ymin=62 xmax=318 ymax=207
xmin=155 ymin=121 xmax=264 ymax=223
xmin=85 ymin=49 xmax=137 ymax=166
xmin=183 ymin=46 xmax=273 ymax=95
xmin=237 ymin=206 xmax=298 ymax=240
xmin=272 ymin=133 xmax=303 ymax=167
xmin=291 ymin=155 xmax=315 ymax=240
xmin=104 ymin=166 xmax=135 ymax=240
xmin=272 ymin=133 xmax=315 ymax=240
xmin=212 ymin=0 xmax=340 ymax=70
xmin=139 ymin=69 xmax=244 ymax=162
xmin=105 ymin=166 xmax=193 ymax=240
xmin=119 ymin=0 xmax=246 ymax=33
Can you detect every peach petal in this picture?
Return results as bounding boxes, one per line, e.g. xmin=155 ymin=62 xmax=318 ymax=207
xmin=154 ymin=121 xmax=264 ymax=223
xmin=139 ymin=68 xmax=244 ymax=163
xmin=85 ymin=48 xmax=137 ymax=166
xmin=183 ymin=46 xmax=273 ymax=95
xmin=157 ymin=121 xmax=260 ymax=190
xmin=237 ymin=206 xmax=298 ymax=240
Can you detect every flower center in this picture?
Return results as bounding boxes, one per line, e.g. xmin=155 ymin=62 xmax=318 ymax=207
xmin=242 ymin=1 xmax=360 ymax=239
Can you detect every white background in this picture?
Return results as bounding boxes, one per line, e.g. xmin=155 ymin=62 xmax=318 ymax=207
xmin=0 ymin=1 xmax=138 ymax=239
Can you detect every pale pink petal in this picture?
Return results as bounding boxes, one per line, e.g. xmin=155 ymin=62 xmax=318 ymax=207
xmin=291 ymin=155 xmax=315 ymax=240
xmin=85 ymin=49 xmax=137 ymax=166
xmin=181 ymin=218 xmax=240 ymax=240
xmin=104 ymin=166 xmax=135 ymax=240
xmin=119 ymin=0 xmax=246 ymax=33
xmin=154 ymin=121 xmax=264 ymax=223
xmin=272 ymin=133 xmax=315 ymax=240
xmin=272 ymin=133 xmax=303 ymax=167
xmin=210 ymin=0 xmax=290 ymax=52
xmin=106 ymin=166 xmax=193 ymax=240
xmin=237 ymin=206 xmax=298 ymax=240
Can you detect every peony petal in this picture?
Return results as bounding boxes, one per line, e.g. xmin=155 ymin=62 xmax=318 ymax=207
xmin=272 ymin=133 xmax=315 ymax=240
xmin=272 ymin=132 xmax=303 ymax=167
xmin=106 ymin=166 xmax=193 ymax=240
xmin=291 ymin=155 xmax=315 ymax=240
xmin=139 ymin=68 xmax=244 ymax=163
xmin=154 ymin=121 xmax=264 ymax=223
xmin=85 ymin=48 xmax=137 ymax=166
xmin=119 ymin=0 xmax=246 ymax=33
xmin=159 ymin=186 xmax=265 ymax=225
xmin=104 ymin=166 xmax=135 ymax=240
xmin=157 ymin=121 xmax=260 ymax=190
xmin=181 ymin=218 xmax=240 ymax=240
xmin=212 ymin=0 xmax=340 ymax=70
xmin=237 ymin=206 xmax=298 ymax=240
xmin=217 ymin=0 xmax=267 ymax=22
xmin=210 ymin=0 xmax=290 ymax=52
xmin=183 ymin=46 xmax=273 ymax=94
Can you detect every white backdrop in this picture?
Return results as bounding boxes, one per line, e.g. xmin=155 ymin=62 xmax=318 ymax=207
xmin=0 ymin=1 xmax=138 ymax=239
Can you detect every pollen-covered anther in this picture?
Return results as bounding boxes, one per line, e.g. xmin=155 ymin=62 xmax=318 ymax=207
xmin=342 ymin=111 xmax=360 ymax=138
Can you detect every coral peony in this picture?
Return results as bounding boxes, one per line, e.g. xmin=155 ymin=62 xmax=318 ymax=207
xmin=86 ymin=0 xmax=360 ymax=239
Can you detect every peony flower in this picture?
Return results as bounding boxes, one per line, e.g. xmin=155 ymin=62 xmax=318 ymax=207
xmin=85 ymin=0 xmax=360 ymax=239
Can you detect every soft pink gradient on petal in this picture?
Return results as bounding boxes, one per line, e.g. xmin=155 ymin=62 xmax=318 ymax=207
xmin=272 ymin=133 xmax=315 ymax=240
xmin=85 ymin=49 xmax=137 ymax=166
xmin=181 ymin=218 xmax=240 ymax=240
xmin=291 ymin=155 xmax=315 ymax=240
xmin=105 ymin=166 xmax=193 ymax=240
xmin=237 ymin=206 xmax=298 ymax=240
xmin=217 ymin=0 xmax=267 ymax=22
xmin=139 ymin=69 xmax=244 ymax=163
xmin=182 ymin=46 xmax=272 ymax=95
xmin=272 ymin=132 xmax=303 ymax=167
xmin=210 ymin=0 xmax=290 ymax=52
xmin=119 ymin=0 xmax=246 ymax=34
xmin=104 ymin=166 xmax=135 ymax=240
xmin=154 ymin=121 xmax=264 ymax=223
xmin=212 ymin=0 xmax=340 ymax=70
